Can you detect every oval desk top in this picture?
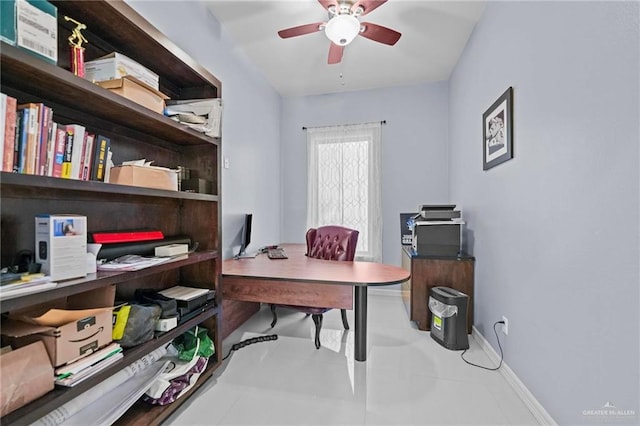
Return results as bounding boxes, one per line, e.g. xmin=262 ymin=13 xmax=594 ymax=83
xmin=223 ymin=244 xmax=410 ymax=287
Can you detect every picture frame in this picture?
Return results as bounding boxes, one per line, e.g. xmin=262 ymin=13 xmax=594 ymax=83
xmin=483 ymin=87 xmax=513 ymax=170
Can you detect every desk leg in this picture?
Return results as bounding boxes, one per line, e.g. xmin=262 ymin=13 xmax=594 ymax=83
xmin=354 ymin=286 xmax=367 ymax=362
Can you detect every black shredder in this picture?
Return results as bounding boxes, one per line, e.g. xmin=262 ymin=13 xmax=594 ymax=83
xmin=428 ymin=286 xmax=469 ymax=350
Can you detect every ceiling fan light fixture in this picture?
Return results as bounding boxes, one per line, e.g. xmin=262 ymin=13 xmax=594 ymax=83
xmin=324 ymin=14 xmax=360 ymax=46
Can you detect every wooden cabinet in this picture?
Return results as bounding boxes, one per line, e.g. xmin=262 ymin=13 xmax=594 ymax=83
xmin=0 ymin=2 xmax=221 ymax=424
xmin=401 ymin=247 xmax=474 ymax=333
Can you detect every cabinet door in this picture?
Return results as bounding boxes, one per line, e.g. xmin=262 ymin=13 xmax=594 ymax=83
xmin=411 ymin=258 xmax=474 ymax=333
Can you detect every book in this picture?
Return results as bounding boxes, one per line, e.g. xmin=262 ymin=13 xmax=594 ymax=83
xmin=0 ymin=93 xmax=6 ymax=164
xmin=66 ymin=124 xmax=85 ymax=179
xmin=81 ymin=132 xmax=94 ymax=180
xmin=51 ymin=127 xmax=65 ymax=178
xmin=14 ymin=106 xmax=29 ymax=173
xmin=61 ymin=126 xmax=74 ymax=178
xmin=55 ymin=342 xmax=122 ymax=376
xmin=55 ymin=351 xmax=124 ymax=387
xmin=17 ymin=103 xmax=38 ymax=174
xmin=91 ymin=134 xmax=110 ymax=181
xmin=37 ymin=105 xmax=52 ymax=175
xmin=45 ymin=121 xmax=57 ymax=176
xmin=3 ymin=94 xmax=17 ymax=172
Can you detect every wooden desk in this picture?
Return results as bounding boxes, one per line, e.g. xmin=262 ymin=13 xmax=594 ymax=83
xmin=222 ymin=244 xmax=410 ymax=362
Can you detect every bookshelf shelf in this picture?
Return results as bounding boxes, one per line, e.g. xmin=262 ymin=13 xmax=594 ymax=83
xmin=0 ymin=251 xmax=219 ymax=314
xmin=0 ymin=1 xmax=222 ymax=424
xmin=0 ymin=172 xmax=220 ymax=202
xmin=0 ymin=43 xmax=220 ymax=148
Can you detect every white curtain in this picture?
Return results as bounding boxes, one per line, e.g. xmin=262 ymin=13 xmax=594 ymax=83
xmin=306 ymin=122 xmax=382 ymax=262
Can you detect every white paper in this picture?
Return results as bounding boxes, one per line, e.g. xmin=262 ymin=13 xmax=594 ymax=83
xmin=33 ymin=346 xmax=168 ymax=426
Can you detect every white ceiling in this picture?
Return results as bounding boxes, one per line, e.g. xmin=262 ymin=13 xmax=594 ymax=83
xmin=204 ymin=0 xmax=487 ymax=97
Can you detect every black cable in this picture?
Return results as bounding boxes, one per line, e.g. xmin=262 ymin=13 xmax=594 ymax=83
xmin=222 ymin=334 xmax=278 ymax=361
xmin=460 ymin=321 xmax=504 ymax=371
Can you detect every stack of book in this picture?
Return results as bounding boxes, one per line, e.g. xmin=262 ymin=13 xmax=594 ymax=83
xmin=54 ymin=342 xmax=123 ymax=387
xmin=0 ymin=93 xmax=112 ymax=181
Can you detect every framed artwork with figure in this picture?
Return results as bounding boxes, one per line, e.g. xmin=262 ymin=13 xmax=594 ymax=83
xmin=483 ymin=87 xmax=513 ymax=170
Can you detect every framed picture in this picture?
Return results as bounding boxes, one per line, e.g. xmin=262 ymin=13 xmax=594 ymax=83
xmin=483 ymin=87 xmax=513 ymax=170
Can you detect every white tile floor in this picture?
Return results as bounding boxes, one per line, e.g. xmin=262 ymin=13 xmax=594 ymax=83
xmin=166 ymin=291 xmax=539 ymax=426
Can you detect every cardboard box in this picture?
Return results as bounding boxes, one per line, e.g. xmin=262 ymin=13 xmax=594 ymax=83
xmin=35 ymin=214 xmax=87 ymax=281
xmin=109 ymin=165 xmax=178 ymax=191
xmin=97 ymin=76 xmax=168 ymax=114
xmin=3 ymin=307 xmax=113 ymax=368
xmin=2 ymin=286 xmax=115 ymax=367
xmin=85 ymin=52 xmax=159 ymax=90
xmin=0 ymin=341 xmax=53 ymax=416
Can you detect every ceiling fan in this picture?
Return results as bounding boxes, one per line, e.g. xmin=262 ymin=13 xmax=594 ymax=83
xmin=277 ymin=0 xmax=401 ymax=65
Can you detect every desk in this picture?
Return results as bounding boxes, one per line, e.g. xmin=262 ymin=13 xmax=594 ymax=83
xmin=222 ymin=244 xmax=410 ymax=361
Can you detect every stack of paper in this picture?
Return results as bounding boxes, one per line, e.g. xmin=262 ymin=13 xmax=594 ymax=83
xmin=55 ymin=343 xmax=123 ymax=387
xmin=164 ymin=98 xmax=223 ymax=138
xmin=0 ymin=273 xmax=57 ymax=299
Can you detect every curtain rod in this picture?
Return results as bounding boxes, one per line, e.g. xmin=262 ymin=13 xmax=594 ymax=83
xmin=302 ymin=120 xmax=386 ymax=130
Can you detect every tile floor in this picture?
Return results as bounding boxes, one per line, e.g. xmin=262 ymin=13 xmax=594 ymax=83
xmin=166 ymin=291 xmax=539 ymax=425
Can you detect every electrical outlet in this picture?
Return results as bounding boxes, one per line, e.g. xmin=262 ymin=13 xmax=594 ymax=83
xmin=502 ymin=316 xmax=509 ymax=335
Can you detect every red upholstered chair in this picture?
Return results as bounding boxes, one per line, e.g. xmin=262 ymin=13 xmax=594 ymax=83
xmin=270 ymin=225 xmax=359 ymax=349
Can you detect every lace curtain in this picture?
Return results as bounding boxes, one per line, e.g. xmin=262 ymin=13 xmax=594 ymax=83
xmin=306 ymin=122 xmax=382 ymax=262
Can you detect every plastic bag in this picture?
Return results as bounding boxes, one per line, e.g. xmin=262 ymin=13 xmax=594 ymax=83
xmin=172 ymin=326 xmax=215 ymax=361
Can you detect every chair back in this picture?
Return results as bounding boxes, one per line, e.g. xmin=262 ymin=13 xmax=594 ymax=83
xmin=306 ymin=226 xmax=359 ymax=262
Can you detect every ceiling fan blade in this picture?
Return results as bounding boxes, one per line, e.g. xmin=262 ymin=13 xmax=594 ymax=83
xmin=317 ymin=0 xmax=338 ymax=12
xmin=328 ymin=43 xmax=344 ymax=64
xmin=351 ymin=0 xmax=388 ymax=16
xmin=278 ymin=22 xmax=324 ymax=39
xmin=359 ymin=22 xmax=401 ymax=45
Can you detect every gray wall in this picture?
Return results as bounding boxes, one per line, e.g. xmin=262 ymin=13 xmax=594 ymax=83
xmin=129 ymin=1 xmax=640 ymax=422
xmin=448 ymin=1 xmax=639 ymax=424
xmin=281 ymin=83 xmax=449 ymax=267
xmin=127 ymin=1 xmax=283 ymax=259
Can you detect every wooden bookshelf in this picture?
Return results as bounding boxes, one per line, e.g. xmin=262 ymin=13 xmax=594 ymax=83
xmin=0 ymin=1 xmax=222 ymax=424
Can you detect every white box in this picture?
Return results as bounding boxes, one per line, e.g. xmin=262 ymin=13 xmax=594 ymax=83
xmin=84 ymin=52 xmax=159 ymax=90
xmin=15 ymin=0 xmax=58 ymax=64
xmin=155 ymin=243 xmax=188 ymax=257
xmin=154 ymin=316 xmax=178 ymax=332
xmin=35 ymin=215 xmax=87 ymax=281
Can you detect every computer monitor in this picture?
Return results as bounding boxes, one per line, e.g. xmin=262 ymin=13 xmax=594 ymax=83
xmin=236 ymin=213 xmax=255 ymax=258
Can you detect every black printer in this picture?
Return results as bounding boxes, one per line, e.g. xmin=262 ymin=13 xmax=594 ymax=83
xmin=411 ymin=205 xmax=463 ymax=256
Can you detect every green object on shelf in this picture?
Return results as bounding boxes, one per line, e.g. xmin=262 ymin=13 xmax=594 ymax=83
xmin=173 ymin=326 xmax=215 ymax=361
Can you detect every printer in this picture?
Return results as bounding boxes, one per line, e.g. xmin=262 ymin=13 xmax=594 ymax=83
xmin=412 ymin=205 xmax=464 ymax=256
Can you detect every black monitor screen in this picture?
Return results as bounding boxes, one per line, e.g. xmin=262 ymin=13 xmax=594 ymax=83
xmin=238 ymin=213 xmax=252 ymax=257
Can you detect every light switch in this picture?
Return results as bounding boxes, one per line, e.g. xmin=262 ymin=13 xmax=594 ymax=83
xmin=224 ymin=156 xmax=230 ymax=169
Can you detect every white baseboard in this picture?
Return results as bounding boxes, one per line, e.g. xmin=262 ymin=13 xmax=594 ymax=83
xmin=471 ymin=326 xmax=557 ymax=426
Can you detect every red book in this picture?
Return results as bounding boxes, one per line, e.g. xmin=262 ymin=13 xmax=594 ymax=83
xmin=90 ymin=230 xmax=165 ymax=244
xmin=3 ymin=95 xmax=17 ymax=172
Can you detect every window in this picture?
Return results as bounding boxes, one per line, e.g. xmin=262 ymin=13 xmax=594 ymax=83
xmin=306 ymin=122 xmax=382 ymax=262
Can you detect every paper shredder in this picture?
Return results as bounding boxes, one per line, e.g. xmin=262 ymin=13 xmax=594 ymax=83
xmin=428 ymin=286 xmax=469 ymax=350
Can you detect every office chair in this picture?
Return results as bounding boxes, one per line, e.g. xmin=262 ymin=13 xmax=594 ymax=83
xmin=270 ymin=225 xmax=359 ymax=349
